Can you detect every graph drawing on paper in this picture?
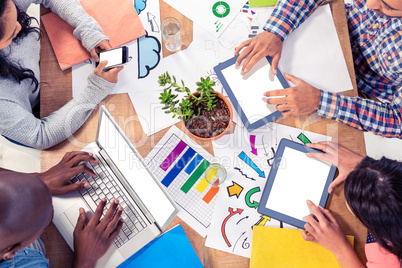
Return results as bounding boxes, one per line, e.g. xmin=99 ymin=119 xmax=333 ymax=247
xmin=147 ymin=134 xmax=219 ymax=228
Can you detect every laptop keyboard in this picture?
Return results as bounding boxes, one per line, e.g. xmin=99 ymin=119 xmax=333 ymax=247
xmin=71 ymin=155 xmax=148 ymax=248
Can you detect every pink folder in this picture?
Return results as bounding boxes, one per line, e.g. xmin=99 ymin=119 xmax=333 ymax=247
xmin=41 ymin=0 xmax=145 ymax=70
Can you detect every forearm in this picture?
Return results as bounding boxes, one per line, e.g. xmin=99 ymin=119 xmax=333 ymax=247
xmin=73 ymin=255 xmax=97 ymax=268
xmin=37 ymin=0 xmax=107 ymax=51
xmin=34 ymin=73 xmax=114 ymax=148
xmin=264 ymin=0 xmax=327 ymax=41
xmin=317 ymin=91 xmax=402 ymax=138
xmin=334 ymin=242 xmax=365 ymax=268
xmin=0 ymin=74 xmax=114 ymax=149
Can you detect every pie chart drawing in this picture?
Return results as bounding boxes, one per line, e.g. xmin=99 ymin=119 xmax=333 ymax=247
xmin=212 ymin=1 xmax=230 ymax=18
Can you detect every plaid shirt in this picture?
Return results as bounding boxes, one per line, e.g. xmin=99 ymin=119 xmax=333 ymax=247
xmin=264 ymin=0 xmax=402 ymax=138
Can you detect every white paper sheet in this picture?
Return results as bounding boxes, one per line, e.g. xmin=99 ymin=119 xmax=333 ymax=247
xmin=145 ymin=126 xmax=220 ymax=237
xmin=128 ymin=91 xmax=180 ymax=136
xmin=205 ymin=123 xmax=331 ymax=257
xmin=279 ymin=4 xmax=353 ymax=93
xmin=163 ymin=0 xmax=246 ymax=38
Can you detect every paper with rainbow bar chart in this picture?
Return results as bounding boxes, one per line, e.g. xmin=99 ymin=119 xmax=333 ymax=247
xmin=145 ymin=126 xmax=219 ymax=237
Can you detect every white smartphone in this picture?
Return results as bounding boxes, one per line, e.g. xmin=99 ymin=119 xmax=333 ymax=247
xmin=96 ymin=46 xmax=129 ymax=69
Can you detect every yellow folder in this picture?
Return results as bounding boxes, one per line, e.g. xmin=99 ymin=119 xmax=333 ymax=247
xmin=250 ymin=226 xmax=354 ymax=268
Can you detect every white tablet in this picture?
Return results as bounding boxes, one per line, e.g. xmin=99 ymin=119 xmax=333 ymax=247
xmin=258 ymin=138 xmax=337 ymax=228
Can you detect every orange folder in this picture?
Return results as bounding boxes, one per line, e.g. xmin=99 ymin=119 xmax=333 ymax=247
xmin=41 ymin=0 xmax=146 ymax=70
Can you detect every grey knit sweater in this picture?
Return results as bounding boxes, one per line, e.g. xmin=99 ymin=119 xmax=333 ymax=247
xmin=0 ymin=0 xmax=115 ymax=149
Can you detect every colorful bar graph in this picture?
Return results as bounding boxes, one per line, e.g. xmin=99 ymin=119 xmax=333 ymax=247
xmin=161 ymin=148 xmax=196 ymax=187
xmin=181 ymin=160 xmax=210 ymax=193
xmin=195 ymin=177 xmax=209 ymax=193
xmin=160 ymin=140 xmax=187 ymax=171
xmin=184 ymin=154 xmax=204 ymax=175
xmin=202 ymin=186 xmax=219 ymax=204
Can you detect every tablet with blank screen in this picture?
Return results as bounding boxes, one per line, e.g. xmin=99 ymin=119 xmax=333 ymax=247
xmin=214 ymin=55 xmax=289 ymax=131
xmin=258 ymin=138 xmax=337 ymax=229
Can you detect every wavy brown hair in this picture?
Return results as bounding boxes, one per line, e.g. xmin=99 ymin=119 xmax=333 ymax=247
xmin=0 ymin=0 xmax=41 ymax=92
xmin=345 ymin=156 xmax=402 ymax=266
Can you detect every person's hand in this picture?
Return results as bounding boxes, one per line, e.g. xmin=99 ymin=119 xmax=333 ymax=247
xmin=90 ymin=40 xmax=111 ymax=62
xmin=35 ymin=151 xmax=98 ymax=195
xmin=73 ymin=198 xmax=124 ymax=268
xmin=234 ymin=31 xmax=283 ymax=75
xmin=302 ymin=200 xmax=351 ymax=256
xmin=306 ymin=141 xmax=364 ymax=194
xmin=94 ymin=61 xmax=124 ymax=83
xmin=303 ymin=200 xmax=365 ymax=268
xmin=264 ymin=73 xmax=321 ymax=117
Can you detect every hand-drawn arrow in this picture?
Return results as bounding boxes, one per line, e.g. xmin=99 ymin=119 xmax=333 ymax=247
xmin=234 ymin=167 xmax=255 ymax=181
xmin=238 ymin=152 xmax=265 ymax=178
xmin=262 ymin=135 xmax=269 ymax=157
xmin=227 ymin=182 xmax=243 ymax=198
xmin=147 ymin=12 xmax=159 ymax=33
xmin=267 ymin=147 xmax=276 ymax=167
xmin=221 ymin=208 xmax=244 ymax=247
xmin=254 ymin=215 xmax=271 ymax=227
xmin=242 ymin=236 xmax=250 ymax=249
xmin=250 ymin=135 xmax=257 ymax=155
xmin=236 ymin=216 xmax=249 ymax=225
xmin=233 ymin=231 xmax=246 ymax=252
xmin=245 ymin=187 xmax=260 ymax=209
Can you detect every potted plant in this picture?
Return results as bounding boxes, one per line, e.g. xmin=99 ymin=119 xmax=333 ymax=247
xmin=158 ymin=72 xmax=233 ymax=141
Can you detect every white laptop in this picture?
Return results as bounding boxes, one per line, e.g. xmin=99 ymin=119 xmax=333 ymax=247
xmin=52 ymin=106 xmax=179 ymax=267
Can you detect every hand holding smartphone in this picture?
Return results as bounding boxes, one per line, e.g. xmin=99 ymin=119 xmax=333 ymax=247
xmin=96 ymin=46 xmax=129 ymax=69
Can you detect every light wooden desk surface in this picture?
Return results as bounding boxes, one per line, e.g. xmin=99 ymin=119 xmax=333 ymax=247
xmin=40 ymin=0 xmax=367 ymax=267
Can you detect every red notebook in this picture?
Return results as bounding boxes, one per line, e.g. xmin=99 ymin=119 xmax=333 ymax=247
xmin=41 ymin=0 xmax=145 ymax=70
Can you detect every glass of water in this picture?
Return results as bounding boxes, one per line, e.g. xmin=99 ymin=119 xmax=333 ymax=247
xmin=205 ymin=163 xmax=227 ymax=186
xmin=161 ymin=17 xmax=182 ymax=52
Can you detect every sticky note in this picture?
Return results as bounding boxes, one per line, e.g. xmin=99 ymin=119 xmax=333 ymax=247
xmin=249 ymin=0 xmax=278 ymax=7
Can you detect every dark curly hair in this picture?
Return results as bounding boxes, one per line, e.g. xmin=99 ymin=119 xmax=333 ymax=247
xmin=345 ymin=156 xmax=402 ymax=265
xmin=0 ymin=0 xmax=41 ymax=92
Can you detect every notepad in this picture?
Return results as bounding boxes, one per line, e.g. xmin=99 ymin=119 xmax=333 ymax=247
xmin=250 ymin=226 xmax=354 ymax=268
xmin=258 ymin=138 xmax=336 ymax=228
xmin=249 ymin=0 xmax=278 ymax=7
xmin=118 ymin=225 xmax=203 ymax=268
xmin=41 ymin=0 xmax=146 ymax=70
xmin=214 ymin=55 xmax=289 ymax=131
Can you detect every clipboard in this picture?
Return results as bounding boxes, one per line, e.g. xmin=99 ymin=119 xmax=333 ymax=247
xmin=257 ymin=138 xmax=337 ymax=229
xmin=214 ymin=55 xmax=289 ymax=131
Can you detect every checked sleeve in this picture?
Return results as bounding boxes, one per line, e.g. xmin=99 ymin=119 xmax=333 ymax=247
xmin=317 ymin=90 xmax=402 ymax=138
xmin=263 ymin=0 xmax=327 ymax=41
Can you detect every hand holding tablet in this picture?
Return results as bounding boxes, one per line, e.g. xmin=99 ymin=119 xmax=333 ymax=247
xmin=258 ymin=139 xmax=337 ymax=229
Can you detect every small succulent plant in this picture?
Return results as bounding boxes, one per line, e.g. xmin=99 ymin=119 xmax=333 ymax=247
xmin=158 ymin=72 xmax=218 ymax=121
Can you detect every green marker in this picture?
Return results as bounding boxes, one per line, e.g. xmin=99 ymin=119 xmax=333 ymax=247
xmin=297 ymin=133 xmax=312 ymax=144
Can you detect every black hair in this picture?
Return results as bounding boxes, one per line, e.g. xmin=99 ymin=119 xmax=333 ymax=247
xmin=344 ymin=156 xmax=402 ymax=265
xmin=0 ymin=0 xmax=41 ymax=92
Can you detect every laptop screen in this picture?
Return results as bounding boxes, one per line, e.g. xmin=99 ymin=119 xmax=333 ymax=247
xmin=96 ymin=108 xmax=176 ymax=228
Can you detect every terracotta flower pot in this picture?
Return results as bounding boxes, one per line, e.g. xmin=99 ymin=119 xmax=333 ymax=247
xmin=182 ymin=91 xmax=233 ymax=141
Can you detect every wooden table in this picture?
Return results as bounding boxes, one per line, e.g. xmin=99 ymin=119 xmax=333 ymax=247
xmin=40 ymin=0 xmax=367 ymax=267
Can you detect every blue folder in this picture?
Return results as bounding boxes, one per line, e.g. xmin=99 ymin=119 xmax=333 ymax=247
xmin=118 ymin=225 xmax=203 ymax=268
